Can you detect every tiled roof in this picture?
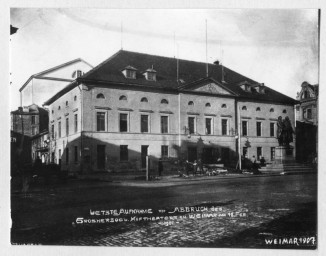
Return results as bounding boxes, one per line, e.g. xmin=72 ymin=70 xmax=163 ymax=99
xmin=80 ymin=50 xmax=296 ymax=105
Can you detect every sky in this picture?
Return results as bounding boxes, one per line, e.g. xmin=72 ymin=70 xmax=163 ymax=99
xmin=9 ymin=8 xmax=319 ymax=110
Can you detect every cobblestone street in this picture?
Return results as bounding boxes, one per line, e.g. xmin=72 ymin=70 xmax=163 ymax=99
xmin=11 ymin=174 xmax=317 ymax=248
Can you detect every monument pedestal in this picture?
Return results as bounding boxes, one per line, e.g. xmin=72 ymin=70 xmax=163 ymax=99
xmin=275 ymin=146 xmax=295 ymax=165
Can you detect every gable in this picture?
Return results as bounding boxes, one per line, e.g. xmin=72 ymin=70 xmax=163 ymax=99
xmin=193 ymin=82 xmax=232 ymax=95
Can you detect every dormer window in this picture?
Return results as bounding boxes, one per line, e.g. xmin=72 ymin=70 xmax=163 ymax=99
xmin=240 ymin=84 xmax=251 ymax=92
xmin=143 ymin=67 xmax=157 ymax=81
xmin=121 ymin=65 xmax=137 ymax=79
xmin=72 ymin=70 xmax=84 ymax=78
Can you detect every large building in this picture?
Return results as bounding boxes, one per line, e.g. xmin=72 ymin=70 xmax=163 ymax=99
xmin=295 ymin=81 xmax=318 ymax=162
xmin=43 ymin=50 xmax=297 ymax=174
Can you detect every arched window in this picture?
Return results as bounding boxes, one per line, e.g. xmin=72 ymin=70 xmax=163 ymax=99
xmin=141 ymin=97 xmax=148 ymax=103
xmin=74 ymin=95 xmax=77 ymax=101
xmin=161 ymin=99 xmax=169 ymax=104
xmin=96 ymin=93 xmax=105 ymax=99
xmin=205 ymin=103 xmax=211 ymax=107
xmin=66 ymin=101 xmax=68 ymax=106
xmin=119 ymin=95 xmax=127 ymax=101
xmin=58 ymin=106 xmax=61 ymax=110
xmin=221 ymin=104 xmax=227 ymax=108
xmin=270 ymin=108 xmax=274 ymax=112
xmin=188 ymin=101 xmax=194 ymax=106
xmin=242 ymin=106 xmax=247 ymax=110
xmin=256 ymin=107 xmax=261 ymax=111
xmin=283 ymin=109 xmax=287 ymax=114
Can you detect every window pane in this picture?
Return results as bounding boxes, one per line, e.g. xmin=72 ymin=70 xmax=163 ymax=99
xmin=222 ymin=119 xmax=228 ymax=135
xmin=242 ymin=121 xmax=247 ymax=136
xmin=257 ymin=147 xmax=262 ymax=159
xmin=141 ymin=115 xmax=149 ymax=133
xmin=206 ymin=118 xmax=212 ymax=135
xmin=257 ymin=122 xmax=261 ymax=136
xmin=74 ymin=114 xmax=78 ymax=133
xmin=161 ymin=145 xmax=168 ymax=158
xmin=58 ymin=122 xmax=61 ymax=138
xmin=120 ymin=113 xmax=128 ymax=132
xmin=270 ymin=123 xmax=274 ymax=137
xmin=188 ymin=117 xmax=195 ymax=134
xmin=97 ymin=112 xmax=105 ymax=131
xmin=161 ymin=116 xmax=168 ymax=133
xmin=66 ymin=118 xmax=69 ymax=136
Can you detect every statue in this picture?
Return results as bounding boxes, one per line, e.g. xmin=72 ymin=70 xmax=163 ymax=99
xmin=276 ymin=116 xmax=294 ymax=147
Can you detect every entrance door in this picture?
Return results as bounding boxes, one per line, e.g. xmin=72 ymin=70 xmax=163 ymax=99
xmin=141 ymin=145 xmax=149 ymax=169
xmin=188 ymin=147 xmax=197 ymax=162
xmin=97 ymin=145 xmax=106 ymax=169
xmin=202 ymin=148 xmax=214 ymax=164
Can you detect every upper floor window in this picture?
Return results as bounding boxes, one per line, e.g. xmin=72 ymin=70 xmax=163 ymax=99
xmin=205 ymin=118 xmax=212 ymax=135
xmin=96 ymin=112 xmax=106 ymax=131
xmin=74 ymin=95 xmax=77 ymax=101
xmin=141 ymin=115 xmax=149 ymax=133
xmin=141 ymin=97 xmax=148 ymax=103
xmin=161 ymin=99 xmax=169 ymax=104
xmin=242 ymin=120 xmax=248 ymax=136
xmin=205 ymin=103 xmax=211 ymax=107
xmin=97 ymin=93 xmax=105 ymax=99
xmin=221 ymin=119 xmax=228 ymax=135
xmin=161 ymin=116 xmax=169 ymax=133
xmin=58 ymin=106 xmax=61 ymax=110
xmin=256 ymin=107 xmax=261 ymax=111
xmin=144 ymin=67 xmax=157 ymax=81
xmin=270 ymin=108 xmax=274 ymax=112
xmin=188 ymin=117 xmax=196 ymax=134
xmin=72 ymin=70 xmax=84 ymax=78
xmin=52 ymin=110 xmax=54 ymax=114
xmin=119 ymin=95 xmax=127 ymax=101
xmin=256 ymin=122 xmax=262 ymax=137
xmin=221 ymin=104 xmax=227 ymax=108
xmin=242 ymin=106 xmax=247 ymax=111
xmin=31 ymin=115 xmax=36 ymax=125
xmin=120 ymin=113 xmax=128 ymax=132
xmin=188 ymin=101 xmax=194 ymax=106
xmin=283 ymin=109 xmax=287 ymax=114
xmin=307 ymin=109 xmax=312 ymax=119
xmin=303 ymin=90 xmax=309 ymax=99
xmin=66 ymin=101 xmax=68 ymax=106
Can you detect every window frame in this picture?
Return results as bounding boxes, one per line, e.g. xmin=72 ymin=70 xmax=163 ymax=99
xmin=119 ymin=112 xmax=129 ymax=132
xmin=74 ymin=113 xmax=78 ymax=133
xmin=270 ymin=122 xmax=275 ymax=137
xmin=188 ymin=116 xmax=196 ymax=134
xmin=140 ymin=114 xmax=150 ymax=133
xmin=221 ymin=118 xmax=229 ymax=135
xmin=66 ymin=117 xmax=69 ymax=136
xmin=161 ymin=145 xmax=169 ymax=158
xmin=160 ymin=115 xmax=169 ymax=134
xmin=58 ymin=121 xmax=61 ymax=138
xmin=120 ymin=145 xmax=129 ymax=162
xmin=256 ymin=121 xmax=262 ymax=137
xmin=205 ymin=117 xmax=213 ymax=135
xmin=96 ymin=111 xmax=106 ymax=132
xmin=242 ymin=120 xmax=248 ymax=136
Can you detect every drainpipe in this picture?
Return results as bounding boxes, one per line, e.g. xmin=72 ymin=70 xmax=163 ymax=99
xmin=78 ymin=82 xmax=83 ymax=174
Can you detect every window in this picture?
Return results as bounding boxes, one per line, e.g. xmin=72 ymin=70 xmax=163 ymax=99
xmin=66 ymin=148 xmax=69 ymax=165
xmin=205 ymin=103 xmax=211 ymax=107
xmin=120 ymin=113 xmax=128 ymax=132
xmin=96 ymin=112 xmax=106 ymax=131
xmin=221 ymin=119 xmax=228 ymax=135
xmin=58 ymin=121 xmax=61 ymax=138
xmin=205 ymin=118 xmax=212 ymax=135
xmin=74 ymin=95 xmax=77 ymax=101
xmin=161 ymin=99 xmax=169 ymax=104
xmin=188 ymin=117 xmax=195 ymax=134
xmin=221 ymin=104 xmax=227 ymax=108
xmin=304 ymin=90 xmax=309 ymax=99
xmin=271 ymin=147 xmax=275 ymax=160
xmin=242 ymin=121 xmax=248 ymax=136
xmin=66 ymin=101 xmax=68 ymax=106
xmin=141 ymin=115 xmax=149 ymax=133
xmin=74 ymin=114 xmax=78 ymax=133
xmin=126 ymin=70 xmax=136 ymax=79
xmin=283 ymin=109 xmax=287 ymax=114
xmin=32 ymin=127 xmax=37 ymax=136
xmin=76 ymin=70 xmax=83 ymax=77
xmin=161 ymin=145 xmax=168 ymax=158
xmin=188 ymin=101 xmax=194 ymax=106
xmin=270 ymin=122 xmax=275 ymax=137
xmin=31 ymin=115 xmax=36 ymax=125
xmin=303 ymin=109 xmax=307 ymax=119
xmin=66 ymin=118 xmax=69 ymax=136
xmin=58 ymin=149 xmax=62 ymax=164
xmin=52 ymin=110 xmax=54 ymax=114
xmin=51 ymin=124 xmax=54 ymax=139
xmin=119 ymin=95 xmax=127 ymax=101
xmin=256 ymin=122 xmax=262 ymax=137
xmin=270 ymin=108 xmax=274 ymax=112
xmin=242 ymin=106 xmax=247 ymax=111
xmin=141 ymin=97 xmax=148 ymax=103
xmin=257 ymin=147 xmax=262 ymax=160
xmin=307 ymin=109 xmax=312 ymax=119
xmin=74 ymin=146 xmax=78 ymax=162
xmin=147 ymin=72 xmax=156 ymax=81
xmin=58 ymin=106 xmax=61 ymax=110
xmin=161 ymin=116 xmax=168 ymax=133
xmin=256 ymin=107 xmax=261 ymax=111
xmin=120 ymin=145 xmax=128 ymax=161
xmin=96 ymin=93 xmax=105 ymax=99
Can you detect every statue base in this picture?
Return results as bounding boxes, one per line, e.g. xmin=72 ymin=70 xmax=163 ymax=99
xmin=275 ymin=146 xmax=295 ymax=164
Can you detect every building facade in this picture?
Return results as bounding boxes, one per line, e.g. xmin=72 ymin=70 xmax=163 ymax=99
xmin=295 ymin=81 xmax=318 ymax=162
xmin=44 ymin=50 xmax=296 ymax=174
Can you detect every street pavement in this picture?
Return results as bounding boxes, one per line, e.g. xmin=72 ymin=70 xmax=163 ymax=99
xmin=11 ymin=173 xmax=317 ymax=248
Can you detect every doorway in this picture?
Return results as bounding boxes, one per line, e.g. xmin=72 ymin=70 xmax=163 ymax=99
xmin=97 ymin=145 xmax=106 ymax=169
xmin=188 ymin=147 xmax=197 ymax=162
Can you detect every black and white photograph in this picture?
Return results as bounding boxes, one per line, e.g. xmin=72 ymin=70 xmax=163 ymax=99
xmin=6 ymin=3 xmax=322 ymax=252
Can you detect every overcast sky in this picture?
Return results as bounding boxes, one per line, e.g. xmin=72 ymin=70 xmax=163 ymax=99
xmin=10 ymin=8 xmax=319 ymax=110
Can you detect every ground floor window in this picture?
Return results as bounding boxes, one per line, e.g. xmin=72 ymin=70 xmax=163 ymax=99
xmin=161 ymin=145 xmax=168 ymax=158
xmin=66 ymin=148 xmax=69 ymax=165
xmin=243 ymin=147 xmax=248 ymax=158
xmin=257 ymin=147 xmax=262 ymax=160
xmin=120 ymin=145 xmax=128 ymax=162
xmin=271 ymin=147 xmax=275 ymax=160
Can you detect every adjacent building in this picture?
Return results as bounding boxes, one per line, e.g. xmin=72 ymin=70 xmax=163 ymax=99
xmin=295 ymin=81 xmax=318 ymax=162
xmin=43 ymin=50 xmax=297 ymax=174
